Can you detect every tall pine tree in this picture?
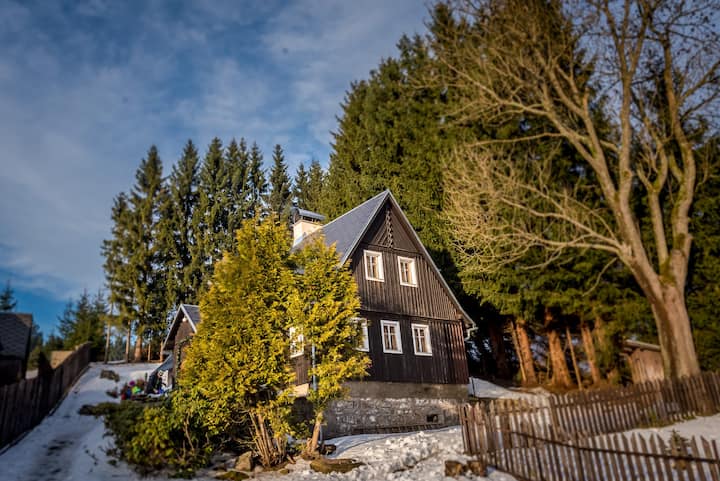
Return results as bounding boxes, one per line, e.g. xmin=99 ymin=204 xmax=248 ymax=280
xmin=247 ymin=142 xmax=267 ymax=218
xmin=267 ymin=144 xmax=292 ymax=222
xmin=163 ymin=140 xmax=201 ymax=307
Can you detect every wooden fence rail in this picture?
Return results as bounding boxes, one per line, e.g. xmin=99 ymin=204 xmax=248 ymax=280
xmin=0 ymin=343 xmax=91 ymax=449
xmin=460 ymin=373 xmax=720 ymax=481
xmin=481 ymin=429 xmax=720 ymax=481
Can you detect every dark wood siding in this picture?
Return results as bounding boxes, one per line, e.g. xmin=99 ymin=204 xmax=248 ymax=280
xmin=349 ymin=203 xmax=469 ymax=385
xmin=171 ymin=320 xmax=195 ymax=382
xmin=292 ymin=350 xmax=311 ymax=385
xmin=361 ymin=311 xmax=468 ymax=384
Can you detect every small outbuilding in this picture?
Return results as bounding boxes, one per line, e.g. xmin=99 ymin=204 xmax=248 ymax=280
xmin=162 ymin=304 xmax=201 ymax=386
xmin=0 ymin=313 xmax=33 ymax=385
xmin=622 ymin=339 xmax=664 ymax=384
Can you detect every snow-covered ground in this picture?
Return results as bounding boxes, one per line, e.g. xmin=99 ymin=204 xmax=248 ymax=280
xmin=3 ymin=365 xmax=716 ymax=481
xmin=0 ymin=362 xmax=158 ymax=481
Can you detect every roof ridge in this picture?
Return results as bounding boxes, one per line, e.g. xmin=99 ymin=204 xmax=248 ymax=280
xmin=321 ymin=189 xmax=389 ymax=231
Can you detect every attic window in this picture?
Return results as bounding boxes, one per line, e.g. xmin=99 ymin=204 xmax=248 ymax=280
xmin=289 ymin=326 xmax=304 ymax=358
xmin=364 ymin=250 xmax=384 ymax=282
xmin=398 ymin=257 xmax=417 ymax=287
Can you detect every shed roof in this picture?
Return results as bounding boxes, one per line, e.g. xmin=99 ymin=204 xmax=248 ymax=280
xmin=0 ymin=313 xmax=33 ymax=359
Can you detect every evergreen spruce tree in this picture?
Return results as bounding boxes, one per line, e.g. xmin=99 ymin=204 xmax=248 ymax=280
xmin=102 ymin=192 xmax=136 ymax=361
xmin=247 ymin=142 xmax=268 ymax=218
xmin=267 ymin=144 xmax=292 ymax=222
xmin=128 ymin=146 xmax=169 ymax=360
xmin=293 ymin=163 xmax=310 ymax=209
xmin=58 ymin=290 xmax=107 ymax=356
xmin=226 ymin=138 xmax=251 ymax=238
xmin=305 ymin=160 xmax=325 ymax=213
xmin=0 ymin=280 xmax=17 ymax=311
xmin=195 ymin=138 xmax=229 ymax=270
xmin=164 ymin=140 xmax=201 ymax=306
xmin=688 ymin=138 xmax=720 ymax=370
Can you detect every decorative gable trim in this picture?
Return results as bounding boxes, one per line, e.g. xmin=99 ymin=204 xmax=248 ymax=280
xmin=339 ymin=191 xmax=476 ymax=330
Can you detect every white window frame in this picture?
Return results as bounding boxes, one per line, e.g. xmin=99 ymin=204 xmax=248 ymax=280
xmin=411 ymin=323 xmax=432 ymax=356
xmin=381 ymin=320 xmax=403 ymax=354
xmin=397 ymin=256 xmax=418 ymax=287
xmin=288 ymin=326 xmax=304 ymax=358
xmin=364 ymin=250 xmax=385 ymax=282
xmin=354 ymin=318 xmax=369 ymax=352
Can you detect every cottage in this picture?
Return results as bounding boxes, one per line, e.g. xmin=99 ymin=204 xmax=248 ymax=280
xmin=162 ymin=303 xmax=201 ymax=387
xmin=292 ymin=190 xmax=475 ymax=436
xmin=0 ymin=312 xmax=33 ymax=385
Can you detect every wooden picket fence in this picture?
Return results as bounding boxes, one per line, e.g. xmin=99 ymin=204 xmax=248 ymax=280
xmin=0 ymin=343 xmax=91 ymax=449
xmin=460 ymin=373 xmax=720 ymax=481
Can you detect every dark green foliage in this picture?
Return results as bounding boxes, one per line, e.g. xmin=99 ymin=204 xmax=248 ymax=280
xmin=57 ymin=290 xmax=107 ymax=357
xmin=163 ymin=140 xmax=201 ymax=306
xmin=247 ymin=142 xmax=267 ymax=218
xmin=267 ymin=144 xmax=292 ymax=222
xmin=293 ymin=160 xmax=325 ymax=213
xmin=104 ymin=398 xmax=212 ymax=476
xmin=0 ymin=280 xmax=17 ymax=311
xmin=196 ymin=137 xmax=230 ymax=269
xmin=688 ymin=139 xmax=720 ymax=370
xmin=226 ymin=138 xmax=251 ymax=236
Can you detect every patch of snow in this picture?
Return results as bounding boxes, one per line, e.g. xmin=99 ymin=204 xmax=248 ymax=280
xmin=468 ymin=377 xmax=544 ymax=400
xmin=627 ymin=413 xmax=720 ymax=442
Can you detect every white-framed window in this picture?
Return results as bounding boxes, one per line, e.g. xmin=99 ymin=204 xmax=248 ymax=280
xmin=397 ymin=256 xmax=418 ymax=287
xmin=364 ymin=250 xmax=384 ymax=282
xmin=288 ymin=326 xmax=304 ymax=358
xmin=354 ymin=318 xmax=369 ymax=351
xmin=411 ymin=323 xmax=432 ymax=356
xmin=381 ymin=320 xmax=402 ymax=354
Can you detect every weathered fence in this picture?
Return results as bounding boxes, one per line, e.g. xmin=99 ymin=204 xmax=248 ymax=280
xmin=0 ymin=343 xmax=91 ymax=449
xmin=460 ymin=373 xmax=720 ymax=481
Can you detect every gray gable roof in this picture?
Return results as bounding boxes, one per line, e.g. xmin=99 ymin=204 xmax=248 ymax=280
xmin=0 ymin=313 xmax=33 ymax=359
xmin=308 ymin=190 xmax=475 ymax=329
xmin=315 ymin=190 xmax=389 ymax=264
xmin=180 ymin=304 xmax=201 ymax=329
xmin=163 ymin=304 xmax=201 ymax=349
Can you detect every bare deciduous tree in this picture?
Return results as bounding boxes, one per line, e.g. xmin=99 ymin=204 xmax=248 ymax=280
xmin=438 ymin=0 xmax=720 ymax=378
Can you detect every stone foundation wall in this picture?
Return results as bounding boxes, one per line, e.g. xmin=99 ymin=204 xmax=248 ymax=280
xmin=323 ymin=381 xmax=467 ymax=438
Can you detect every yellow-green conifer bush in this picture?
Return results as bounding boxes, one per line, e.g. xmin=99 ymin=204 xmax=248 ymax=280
xmin=180 ymin=220 xmax=297 ymax=466
xmin=290 ymin=236 xmax=370 ymax=454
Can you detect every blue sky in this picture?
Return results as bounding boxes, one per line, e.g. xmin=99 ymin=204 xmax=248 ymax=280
xmin=0 ymin=0 xmax=428 ymax=336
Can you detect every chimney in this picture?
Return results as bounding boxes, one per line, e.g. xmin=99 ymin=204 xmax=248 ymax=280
xmin=291 ymin=207 xmax=325 ymax=245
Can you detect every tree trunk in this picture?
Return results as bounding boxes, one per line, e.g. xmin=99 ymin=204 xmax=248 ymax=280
xmin=650 ymin=283 xmax=700 ymax=379
xmin=305 ymin=414 xmax=323 ymax=456
xmin=547 ymin=329 xmax=572 ymax=388
xmin=124 ymin=323 xmax=131 ymax=363
xmin=104 ymin=322 xmax=110 ymax=364
xmin=133 ymin=334 xmax=143 ymax=363
xmin=146 ymin=340 xmax=152 ymax=362
xmin=581 ymin=323 xmax=602 ymax=385
xmin=566 ymin=326 xmax=582 ymax=390
xmin=509 ymin=321 xmax=526 ymax=383
xmin=488 ymin=322 xmax=511 ymax=378
xmin=515 ymin=320 xmax=537 ymax=385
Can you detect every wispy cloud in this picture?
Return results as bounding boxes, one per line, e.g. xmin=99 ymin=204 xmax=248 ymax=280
xmin=0 ymin=0 xmax=427 ymax=322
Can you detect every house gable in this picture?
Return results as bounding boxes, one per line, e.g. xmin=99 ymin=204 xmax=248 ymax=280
xmin=350 ymin=202 xmax=461 ymax=321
